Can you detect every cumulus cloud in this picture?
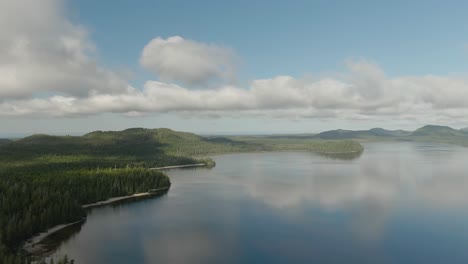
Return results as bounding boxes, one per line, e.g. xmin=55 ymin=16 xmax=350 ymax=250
xmin=0 ymin=0 xmax=128 ymax=100
xmin=2 ymin=0 xmax=468 ymax=125
xmin=140 ymin=36 xmax=236 ymax=85
xmin=3 ymin=60 xmax=468 ymax=125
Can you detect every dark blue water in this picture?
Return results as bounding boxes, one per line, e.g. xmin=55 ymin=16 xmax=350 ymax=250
xmin=51 ymin=142 xmax=468 ymax=263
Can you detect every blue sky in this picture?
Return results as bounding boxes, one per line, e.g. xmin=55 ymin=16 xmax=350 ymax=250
xmin=69 ymin=0 xmax=468 ymax=79
xmin=1 ymin=0 xmax=468 ymax=136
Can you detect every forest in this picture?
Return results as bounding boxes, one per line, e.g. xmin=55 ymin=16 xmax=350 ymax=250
xmin=0 ymin=164 xmax=170 ymax=263
xmin=0 ymin=128 xmax=363 ymax=263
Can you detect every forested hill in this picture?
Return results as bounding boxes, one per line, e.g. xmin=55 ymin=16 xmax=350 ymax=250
xmin=314 ymin=125 xmax=468 ymax=146
xmin=83 ymin=128 xmax=258 ymax=157
xmin=0 ymin=127 xmax=364 ymax=263
xmin=0 ymin=128 xmax=212 ymax=263
xmin=0 ymin=127 xmax=365 ymax=160
xmin=1 ymin=128 xmax=250 ymax=158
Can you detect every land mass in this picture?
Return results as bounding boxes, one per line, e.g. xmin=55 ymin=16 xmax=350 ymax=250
xmin=235 ymin=125 xmax=468 ymax=147
xmin=312 ymin=125 xmax=468 ymax=147
xmin=5 ymin=124 xmax=468 ymax=263
xmin=0 ymin=127 xmax=363 ymax=263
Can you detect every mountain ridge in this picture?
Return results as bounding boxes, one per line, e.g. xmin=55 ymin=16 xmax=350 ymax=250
xmin=6 ymin=125 xmax=468 ymax=143
xmin=317 ymin=127 xmax=412 ymax=139
xmin=316 ymin=125 xmax=468 ymax=139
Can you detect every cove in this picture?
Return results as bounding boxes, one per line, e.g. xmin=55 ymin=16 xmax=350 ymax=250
xmin=49 ymin=142 xmax=468 ymax=264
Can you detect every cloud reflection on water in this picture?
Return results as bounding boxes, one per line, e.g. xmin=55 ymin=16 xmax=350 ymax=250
xmin=51 ymin=142 xmax=468 ymax=263
xmin=208 ymin=143 xmax=468 ymax=243
xmin=222 ymin=143 xmax=468 ymax=211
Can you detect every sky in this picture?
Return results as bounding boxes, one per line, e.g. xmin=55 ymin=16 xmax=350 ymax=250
xmin=2 ymin=0 xmax=468 ymax=136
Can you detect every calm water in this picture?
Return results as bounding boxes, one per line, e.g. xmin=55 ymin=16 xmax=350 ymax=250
xmin=51 ymin=142 xmax=468 ymax=263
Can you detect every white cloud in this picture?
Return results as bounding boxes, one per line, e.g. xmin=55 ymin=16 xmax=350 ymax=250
xmin=4 ymin=60 xmax=468 ymax=126
xmin=140 ymin=36 xmax=236 ymax=85
xmin=0 ymin=0 xmax=128 ymax=100
xmin=1 ymin=0 xmax=468 ymax=126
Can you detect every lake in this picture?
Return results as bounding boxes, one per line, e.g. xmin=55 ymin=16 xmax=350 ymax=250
xmin=49 ymin=142 xmax=468 ymax=263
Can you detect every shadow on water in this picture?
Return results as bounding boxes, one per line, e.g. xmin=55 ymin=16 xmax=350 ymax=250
xmin=38 ymin=219 xmax=86 ymax=256
xmin=316 ymin=150 xmax=364 ymax=160
xmin=35 ymin=190 xmax=170 ymax=258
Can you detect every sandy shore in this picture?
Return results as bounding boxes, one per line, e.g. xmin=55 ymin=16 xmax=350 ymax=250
xmin=149 ymin=163 xmax=205 ymax=170
xmin=82 ymin=187 xmax=169 ymax=209
xmin=23 ymin=219 xmax=85 ymax=254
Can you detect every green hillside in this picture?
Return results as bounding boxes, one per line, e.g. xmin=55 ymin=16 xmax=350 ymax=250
xmin=0 ymin=128 xmax=224 ymax=167
xmin=411 ymin=125 xmax=465 ymax=137
xmin=1 ymin=128 xmax=363 ymax=163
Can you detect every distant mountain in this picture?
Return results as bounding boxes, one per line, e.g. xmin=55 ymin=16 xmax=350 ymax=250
xmin=317 ymin=129 xmax=356 ymax=139
xmin=315 ymin=125 xmax=468 ymax=140
xmin=410 ymin=125 xmax=465 ymax=137
xmin=368 ymin=128 xmax=412 ymax=137
xmin=317 ymin=128 xmax=410 ymax=139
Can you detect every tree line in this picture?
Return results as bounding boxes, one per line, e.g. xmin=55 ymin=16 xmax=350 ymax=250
xmin=0 ymin=165 xmax=170 ymax=263
xmin=0 ymin=128 xmax=362 ymax=263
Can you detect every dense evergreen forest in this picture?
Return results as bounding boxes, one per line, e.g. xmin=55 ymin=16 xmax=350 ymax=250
xmin=0 ymin=128 xmax=363 ymax=263
xmin=0 ymin=164 xmax=170 ymax=263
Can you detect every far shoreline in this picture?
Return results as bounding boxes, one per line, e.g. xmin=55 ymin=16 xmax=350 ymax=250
xmin=20 ymin=149 xmax=363 ymax=257
xmin=192 ymin=149 xmax=364 ymax=159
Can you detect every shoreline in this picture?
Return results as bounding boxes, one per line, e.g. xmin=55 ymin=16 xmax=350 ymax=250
xmin=20 ymin=149 xmax=361 ymax=255
xmin=22 ymin=218 xmax=85 ymax=254
xmin=193 ymin=149 xmax=363 ymax=158
xmin=82 ymin=187 xmax=169 ymax=209
xmin=149 ymin=163 xmax=205 ymax=170
xmin=21 ymin=150 xmax=359 ymax=256
xmin=23 ymin=187 xmax=169 ymax=255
